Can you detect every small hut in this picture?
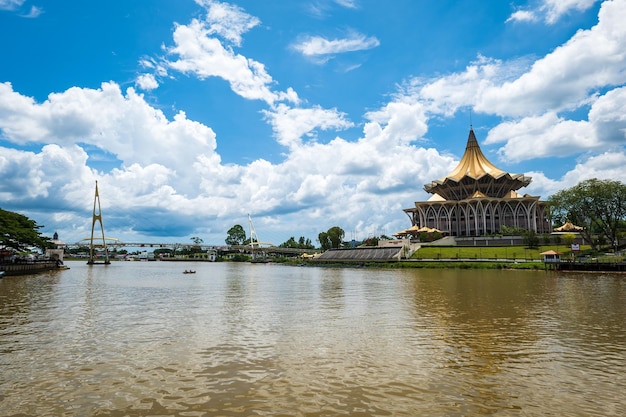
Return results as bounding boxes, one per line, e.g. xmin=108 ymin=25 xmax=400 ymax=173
xmin=540 ymin=250 xmax=561 ymax=263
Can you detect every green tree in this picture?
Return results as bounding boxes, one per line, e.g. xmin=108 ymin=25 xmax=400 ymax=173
xmin=361 ymin=236 xmax=379 ymax=246
xmin=298 ymin=236 xmax=314 ymax=249
xmin=225 ymin=225 xmax=246 ymax=246
xmin=327 ymin=226 xmax=345 ymax=249
xmin=562 ymin=233 xmax=576 ymax=247
xmin=280 ymin=236 xmax=315 ymax=249
xmin=0 ymin=208 xmax=51 ymax=252
xmin=522 ymin=229 xmax=539 ymax=249
xmin=191 ymin=236 xmax=203 ymax=245
xmin=549 ymin=178 xmax=626 ymax=250
xmin=279 ymin=237 xmax=299 ymax=248
xmin=318 ymin=232 xmax=330 ymax=251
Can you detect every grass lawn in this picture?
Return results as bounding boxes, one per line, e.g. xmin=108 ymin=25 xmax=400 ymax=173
xmin=412 ymin=245 xmax=592 ymax=261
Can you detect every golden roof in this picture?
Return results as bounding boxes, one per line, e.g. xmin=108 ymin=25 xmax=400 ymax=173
xmin=424 ymin=129 xmax=531 ymax=200
xmin=554 ymin=221 xmax=583 ymax=232
xmin=442 ymin=129 xmax=506 ymax=181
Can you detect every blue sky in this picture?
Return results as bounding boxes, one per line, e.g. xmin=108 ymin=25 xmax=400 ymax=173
xmin=1 ymin=0 xmax=625 ymax=247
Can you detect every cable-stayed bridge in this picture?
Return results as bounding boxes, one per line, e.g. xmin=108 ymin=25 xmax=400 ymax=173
xmin=80 ymin=183 xmax=312 ymax=262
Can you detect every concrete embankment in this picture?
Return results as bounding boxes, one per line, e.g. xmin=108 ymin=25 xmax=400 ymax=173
xmin=557 ymin=261 xmax=626 ymax=272
xmin=1 ymin=261 xmax=66 ymax=276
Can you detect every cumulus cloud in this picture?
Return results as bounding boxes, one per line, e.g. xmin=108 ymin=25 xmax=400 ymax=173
xmin=0 ymin=82 xmax=219 ymax=195
xmin=166 ymin=18 xmax=282 ymax=105
xmin=481 ymin=1 xmax=626 ymax=116
xmin=485 ymin=113 xmax=596 ymax=162
xmin=396 ymin=1 xmax=626 ymax=165
xmin=0 ymin=75 xmax=449 ymax=243
xmin=262 ymin=104 xmax=353 ymax=148
xmin=135 ymin=73 xmax=159 ymax=91
xmin=589 ymin=86 xmax=626 ymax=143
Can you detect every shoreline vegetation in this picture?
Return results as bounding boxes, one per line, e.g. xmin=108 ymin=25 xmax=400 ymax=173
xmin=295 ymin=243 xmax=624 ymax=270
xmin=60 ymin=243 xmax=626 ymax=271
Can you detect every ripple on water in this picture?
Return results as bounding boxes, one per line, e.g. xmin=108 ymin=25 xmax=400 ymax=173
xmin=1 ymin=263 xmax=625 ymax=416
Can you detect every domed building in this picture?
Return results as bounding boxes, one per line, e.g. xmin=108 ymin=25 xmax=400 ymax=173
xmin=403 ymin=128 xmax=551 ymax=237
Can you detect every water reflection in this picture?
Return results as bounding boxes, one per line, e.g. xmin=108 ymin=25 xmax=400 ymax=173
xmin=0 ymin=262 xmax=624 ymax=416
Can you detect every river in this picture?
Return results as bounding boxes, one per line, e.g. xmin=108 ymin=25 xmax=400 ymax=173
xmin=1 ymin=261 xmax=625 ymax=416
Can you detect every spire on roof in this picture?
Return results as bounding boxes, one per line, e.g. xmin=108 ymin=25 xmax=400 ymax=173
xmin=423 ymin=128 xmax=532 ymax=200
xmin=444 ymin=128 xmax=506 ymax=181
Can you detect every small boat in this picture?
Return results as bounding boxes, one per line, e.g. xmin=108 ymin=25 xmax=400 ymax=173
xmin=183 ymin=270 xmax=196 ymax=274
xmin=0 ymin=270 xmax=5 ymax=279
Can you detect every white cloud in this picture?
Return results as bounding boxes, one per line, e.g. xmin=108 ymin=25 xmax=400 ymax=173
xmin=334 ymin=0 xmax=358 ymax=8
xmin=0 ymin=77 xmax=454 ymax=244
xmin=410 ymin=55 xmax=514 ymax=116
xmin=167 ymin=18 xmax=280 ymax=105
xmin=542 ymin=0 xmax=599 ymax=23
xmin=364 ymin=100 xmax=429 ymax=147
xmin=0 ymin=82 xmax=219 ymax=195
xmin=262 ymin=103 xmax=353 ymax=148
xmin=135 ymin=73 xmax=159 ymax=91
xmin=482 ymin=1 xmax=626 ymax=116
xmin=485 ymin=113 xmax=596 ymax=162
xmin=196 ymin=0 xmax=260 ymax=47
xmin=526 ymin=149 xmax=626 ymax=198
xmin=292 ymin=31 xmax=380 ymax=58
xmin=507 ymin=0 xmax=599 ymax=24
xmin=0 ymin=0 xmax=24 ymax=11
xmin=506 ymin=10 xmax=538 ymax=23
xmin=392 ymin=1 xmax=626 ymax=167
xmin=483 ymin=85 xmax=626 ymax=162
xmin=589 ymin=85 xmax=626 ymax=143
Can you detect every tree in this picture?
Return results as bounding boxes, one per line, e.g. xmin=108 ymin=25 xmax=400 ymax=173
xmin=317 ymin=227 xmax=345 ymax=250
xmin=522 ymin=230 xmax=539 ymax=249
xmin=0 ymin=208 xmax=51 ymax=252
xmin=318 ymin=232 xmax=330 ymax=251
xmin=280 ymin=237 xmax=299 ymax=248
xmin=549 ymin=178 xmax=626 ymax=250
xmin=191 ymin=236 xmax=203 ymax=245
xmin=562 ymin=233 xmax=576 ymax=247
xmin=225 ymin=225 xmax=246 ymax=246
xmin=298 ymin=236 xmax=314 ymax=248
xmin=361 ymin=236 xmax=379 ymax=246
xmin=279 ymin=236 xmax=315 ymax=249
xmin=327 ymin=226 xmax=345 ymax=249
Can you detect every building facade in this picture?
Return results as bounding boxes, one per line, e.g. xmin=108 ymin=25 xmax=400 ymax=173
xmin=404 ymin=129 xmax=551 ymax=237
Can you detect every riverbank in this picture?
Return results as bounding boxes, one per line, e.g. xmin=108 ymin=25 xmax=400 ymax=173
xmin=0 ymin=261 xmax=69 ymax=276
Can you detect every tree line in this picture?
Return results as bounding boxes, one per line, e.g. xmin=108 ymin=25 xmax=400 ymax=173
xmin=549 ymin=178 xmax=626 ymax=250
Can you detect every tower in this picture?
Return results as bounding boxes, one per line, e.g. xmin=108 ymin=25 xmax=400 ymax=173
xmin=87 ymin=181 xmax=110 ymax=265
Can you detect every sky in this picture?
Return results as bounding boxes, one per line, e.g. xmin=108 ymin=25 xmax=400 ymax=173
xmin=1 ymin=0 xmax=625 ymax=247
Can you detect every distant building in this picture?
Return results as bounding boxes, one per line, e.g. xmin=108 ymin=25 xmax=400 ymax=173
xmin=403 ymin=128 xmax=551 ymax=237
xmin=50 ymin=231 xmax=66 ymax=249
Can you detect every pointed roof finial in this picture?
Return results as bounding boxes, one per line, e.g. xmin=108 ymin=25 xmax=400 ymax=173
xmin=469 ymin=108 xmax=473 ymax=130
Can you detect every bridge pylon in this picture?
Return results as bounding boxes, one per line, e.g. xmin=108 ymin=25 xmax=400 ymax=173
xmin=87 ymin=181 xmax=110 ymax=265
